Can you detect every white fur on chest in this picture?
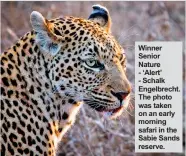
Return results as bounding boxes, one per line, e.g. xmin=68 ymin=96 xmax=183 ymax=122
xmin=53 ymin=102 xmax=83 ymax=148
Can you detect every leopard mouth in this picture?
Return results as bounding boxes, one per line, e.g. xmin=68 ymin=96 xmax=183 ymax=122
xmin=84 ymin=92 xmax=130 ymax=118
xmin=104 ymin=105 xmax=123 ymax=113
xmin=85 ymin=101 xmax=122 ymax=113
xmin=95 ymin=102 xmax=123 ymax=113
xmin=101 ymin=98 xmax=130 ymax=119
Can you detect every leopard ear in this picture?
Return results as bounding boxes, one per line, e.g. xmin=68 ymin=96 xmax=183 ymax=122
xmin=30 ymin=11 xmax=63 ymax=56
xmin=88 ymin=4 xmax=111 ymax=33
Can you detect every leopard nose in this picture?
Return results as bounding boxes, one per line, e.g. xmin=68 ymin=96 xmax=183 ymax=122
xmin=111 ymin=91 xmax=129 ymax=103
xmin=115 ymin=92 xmax=129 ymax=101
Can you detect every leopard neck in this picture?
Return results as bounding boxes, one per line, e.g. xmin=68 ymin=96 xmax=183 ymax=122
xmin=4 ymin=30 xmax=83 ymax=150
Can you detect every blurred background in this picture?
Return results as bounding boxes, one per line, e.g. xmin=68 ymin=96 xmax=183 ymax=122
xmin=1 ymin=1 xmax=185 ymax=156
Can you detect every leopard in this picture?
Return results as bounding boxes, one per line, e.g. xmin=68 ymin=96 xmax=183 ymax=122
xmin=0 ymin=4 xmax=131 ymax=156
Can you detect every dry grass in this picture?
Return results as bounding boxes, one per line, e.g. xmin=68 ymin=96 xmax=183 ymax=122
xmin=1 ymin=2 xmax=185 ymax=156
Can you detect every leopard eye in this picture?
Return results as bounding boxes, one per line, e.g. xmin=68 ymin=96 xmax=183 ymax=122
xmin=84 ymin=59 xmax=105 ymax=71
xmin=85 ymin=60 xmax=96 ymax=67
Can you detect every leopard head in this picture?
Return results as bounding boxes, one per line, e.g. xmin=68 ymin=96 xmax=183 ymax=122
xmin=30 ymin=4 xmax=131 ymax=119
